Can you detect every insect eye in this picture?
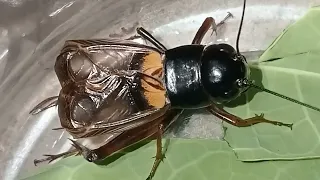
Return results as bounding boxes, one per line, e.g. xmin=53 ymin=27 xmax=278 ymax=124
xmin=233 ymin=54 xmax=247 ymax=62
xmin=239 ymin=54 xmax=247 ymax=62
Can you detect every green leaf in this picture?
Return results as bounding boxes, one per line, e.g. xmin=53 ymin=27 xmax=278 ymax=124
xmin=259 ymin=6 xmax=320 ymax=61
xmin=19 ymin=139 xmax=320 ymax=180
xmin=224 ymin=6 xmax=320 ymax=161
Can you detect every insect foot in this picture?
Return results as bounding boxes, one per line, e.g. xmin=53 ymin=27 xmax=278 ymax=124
xmin=34 ymin=154 xmax=60 ymax=166
xmin=33 ymin=149 xmax=79 ymax=166
xmin=251 ymin=113 xmax=293 ymax=130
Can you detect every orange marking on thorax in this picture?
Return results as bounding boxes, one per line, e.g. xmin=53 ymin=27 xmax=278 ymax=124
xmin=140 ymin=52 xmax=166 ymax=109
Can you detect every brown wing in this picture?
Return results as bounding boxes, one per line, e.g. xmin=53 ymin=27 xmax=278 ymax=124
xmin=92 ymin=109 xmax=183 ymax=160
xmin=55 ymin=39 xmax=169 ymax=139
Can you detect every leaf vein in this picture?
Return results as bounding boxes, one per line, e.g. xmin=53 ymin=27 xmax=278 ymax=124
xmin=253 ymin=64 xmax=320 ymax=78
xmin=294 ymin=74 xmax=320 ymax=142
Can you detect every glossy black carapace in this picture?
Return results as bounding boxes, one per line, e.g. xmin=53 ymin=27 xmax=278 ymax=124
xmin=164 ymin=43 xmax=249 ymax=109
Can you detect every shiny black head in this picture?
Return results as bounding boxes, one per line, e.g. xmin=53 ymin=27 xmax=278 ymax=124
xmin=200 ymin=43 xmax=250 ymax=104
xmin=198 ymin=0 xmax=249 ymax=104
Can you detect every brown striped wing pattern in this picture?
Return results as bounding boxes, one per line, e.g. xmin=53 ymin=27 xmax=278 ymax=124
xmin=53 ymin=39 xmax=171 ymax=147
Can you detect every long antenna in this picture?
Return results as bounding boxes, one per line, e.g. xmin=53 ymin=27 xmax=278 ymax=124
xmin=235 ymin=2 xmax=320 ymax=113
xmin=244 ymin=80 xmax=320 ymax=113
xmin=236 ymin=0 xmax=246 ymax=55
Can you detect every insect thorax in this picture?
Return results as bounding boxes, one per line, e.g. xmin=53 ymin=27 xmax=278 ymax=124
xmin=163 ymin=45 xmax=212 ymax=109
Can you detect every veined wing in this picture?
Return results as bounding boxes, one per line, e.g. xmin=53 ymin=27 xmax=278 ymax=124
xmin=56 ymin=39 xmax=168 ymax=139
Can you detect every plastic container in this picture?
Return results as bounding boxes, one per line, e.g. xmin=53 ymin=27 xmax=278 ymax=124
xmin=0 ymin=0 xmax=318 ymax=179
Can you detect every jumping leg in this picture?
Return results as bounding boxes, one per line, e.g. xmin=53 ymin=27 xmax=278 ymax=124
xmin=206 ymin=104 xmax=293 ymax=129
xmin=192 ymin=12 xmax=233 ymax=44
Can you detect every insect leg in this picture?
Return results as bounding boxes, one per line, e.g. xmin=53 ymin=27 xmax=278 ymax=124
xmin=34 ymin=149 xmax=79 ymax=166
xmin=144 ymin=109 xmax=183 ymax=180
xmin=192 ymin=12 xmax=233 ymax=44
xmin=206 ymin=104 xmax=293 ymax=129
xmin=146 ymin=124 xmax=165 ymax=180
xmin=216 ymin=12 xmax=234 ymax=28
xmin=136 ymin=27 xmax=167 ymax=52
xmin=34 ymin=139 xmax=98 ymax=166
xmin=29 ymin=96 xmax=58 ymax=115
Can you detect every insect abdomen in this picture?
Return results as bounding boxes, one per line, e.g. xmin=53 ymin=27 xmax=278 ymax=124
xmin=163 ymin=45 xmax=211 ymax=109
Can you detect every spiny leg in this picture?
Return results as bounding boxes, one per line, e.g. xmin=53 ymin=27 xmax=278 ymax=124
xmin=33 ymin=138 xmax=84 ymax=165
xmin=34 ymin=139 xmax=98 ymax=166
xmin=206 ymin=104 xmax=293 ymax=129
xmin=34 ymin=149 xmax=79 ymax=166
xmin=136 ymin=27 xmax=167 ymax=52
xmin=216 ymin=12 xmax=234 ymax=28
xmin=192 ymin=12 xmax=233 ymax=44
xmin=146 ymin=124 xmax=165 ymax=180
